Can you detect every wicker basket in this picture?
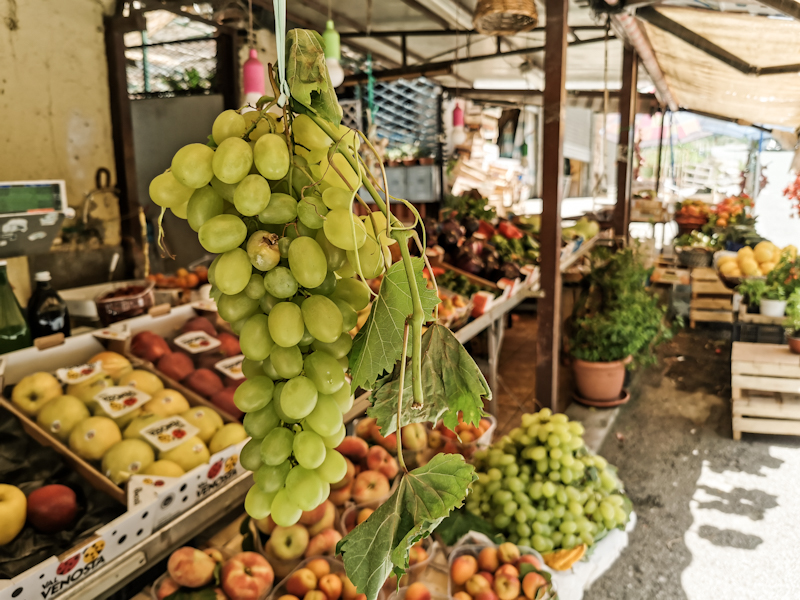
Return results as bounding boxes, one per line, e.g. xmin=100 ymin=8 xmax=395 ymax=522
xmin=676 ymin=247 xmax=712 ymax=268
xmin=473 ymin=0 xmax=538 ymax=35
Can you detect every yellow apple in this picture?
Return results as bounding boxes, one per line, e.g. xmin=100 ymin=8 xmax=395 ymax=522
xmin=11 ymin=372 xmax=63 ymax=416
xmin=118 ymin=370 xmax=165 ymax=396
xmin=159 ymin=437 xmax=210 ymax=472
xmin=0 ymin=484 xmax=27 ymax=545
xmin=208 ymin=423 xmax=247 ymax=454
xmin=68 ymin=416 xmax=122 ymax=461
xmin=36 ymin=395 xmax=90 ymax=442
xmin=141 ymin=460 xmax=185 ymax=477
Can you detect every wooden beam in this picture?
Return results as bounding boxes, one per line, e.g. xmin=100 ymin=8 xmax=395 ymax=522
xmin=535 ymin=0 xmax=568 ymax=412
xmin=753 ymin=0 xmax=800 ymax=20
xmin=613 ymin=45 xmax=638 ymax=238
xmin=104 ymin=15 xmax=145 ymax=278
xmin=340 ymin=26 xmax=605 ymax=37
xmin=396 ymin=0 xmax=452 ymax=29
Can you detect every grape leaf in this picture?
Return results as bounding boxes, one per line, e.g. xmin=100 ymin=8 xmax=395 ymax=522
xmin=349 ymin=257 xmax=439 ymax=392
xmin=337 ymin=454 xmax=476 ymax=600
xmin=367 ymin=324 xmax=491 ymax=435
xmin=285 ymin=29 xmax=341 ymax=127
xmin=436 ymin=507 xmax=501 ymax=546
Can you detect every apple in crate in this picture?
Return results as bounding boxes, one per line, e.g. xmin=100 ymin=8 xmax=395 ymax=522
xmin=268 ymin=525 xmax=309 ymax=560
xmin=307 ymin=500 xmax=336 ymax=536
xmin=181 ymin=316 xmax=217 ymax=337
xmin=157 ymin=352 xmax=194 ymax=382
xmin=478 ymin=547 xmax=499 ymax=572
xmin=493 ymin=573 xmax=521 ymax=600
xmin=155 ymin=576 xmax=180 ymax=600
xmin=211 ymin=387 xmax=243 ymax=419
xmin=319 ymin=573 xmax=342 ymax=600
xmin=366 ymin=446 xmax=398 ymax=480
xmin=401 ymin=423 xmax=428 ymax=450
xmin=119 ymin=370 xmax=165 ymax=395
xmin=11 ymin=372 xmax=63 ymax=416
xmin=451 ymin=554 xmax=478 ymax=585
xmin=36 ymin=395 xmax=90 ymax=442
xmin=217 ymin=331 xmax=241 ymax=357
xmin=0 ymin=484 xmax=27 ymax=545
xmin=306 ymin=529 xmax=342 ymax=558
xmin=184 ymin=368 xmax=224 ymax=399
xmin=143 ymin=389 xmax=190 ymax=417
xmin=131 ymin=331 xmax=171 ymax=363
xmin=167 ymin=546 xmax=216 ymax=587
xmin=351 ymin=471 xmax=390 ymax=505
xmin=286 ymin=567 xmax=317 ymax=597
xmin=88 ymin=351 xmax=133 ymax=382
xmin=222 ymin=551 xmax=274 ymax=600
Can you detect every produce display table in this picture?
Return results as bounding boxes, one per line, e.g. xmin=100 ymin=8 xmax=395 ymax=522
xmin=732 ymin=342 xmax=800 ymax=439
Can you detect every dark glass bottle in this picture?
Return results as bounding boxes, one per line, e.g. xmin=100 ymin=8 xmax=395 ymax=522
xmin=27 ymin=271 xmax=71 ymax=340
xmin=0 ymin=260 xmax=32 ymax=353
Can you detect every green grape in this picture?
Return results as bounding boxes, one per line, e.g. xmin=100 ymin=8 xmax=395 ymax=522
xmin=293 ymin=430 xmax=326 ymax=469
xmin=171 ymin=201 xmax=188 ymax=219
xmin=514 ymin=509 xmax=528 ymax=524
xmin=320 ymin=386 xmax=353 ymax=414
xmin=293 ymin=114 xmax=332 ymax=156
xmin=210 ymin=175 xmax=237 ymax=202
xmin=299 ymin=328 xmax=315 ymax=347
xmin=614 ymin=506 xmax=627 ymax=524
xmin=531 ymin=535 xmax=548 ymax=553
xmin=259 ymin=292 xmax=280 ymax=314
xmin=542 ymin=481 xmax=556 ymax=498
xmin=594 ymin=456 xmax=608 ymax=469
xmin=335 ymin=261 xmax=355 ymax=278
xmin=218 ymin=291 xmax=260 ymax=323
xmin=304 ymin=351 xmax=345 ymax=395
xmin=330 ymin=278 xmax=370 ymax=311
xmin=506 ymin=477 xmax=524 ymax=493
xmin=493 ymin=489 xmax=512 ymax=504
xmin=536 ymin=459 xmax=549 ymax=474
xmin=550 ymin=447 xmax=563 ymax=460
xmin=240 ymin=437 xmax=263 ymax=471
xmin=332 ymin=298 xmax=357 ymax=332
xmin=561 ymin=453 xmax=575 ymax=468
xmin=560 ymin=467 xmax=574 ymax=484
xmin=150 ymin=171 xmax=194 ymax=208
xmin=278 ymin=237 xmax=292 ymax=258
xmin=270 ymin=344 xmax=303 ymax=378
xmin=600 ymin=471 xmax=617 ymax=492
xmin=312 ymin=333 xmax=352 ymax=359
xmin=268 ymin=302 xmax=304 ymax=347
xmin=323 ymin=209 xmax=368 ymax=251
xmin=244 ymin=402 xmax=280 ymax=439
xmin=215 ymin=248 xmax=252 ymax=295
xmin=553 ymin=505 xmax=566 ymax=519
xmin=487 ymin=467 xmax=502 ymax=481
xmin=233 ymin=174 xmax=271 ymax=216
xmin=322 ymin=187 xmax=353 ymax=210
xmin=296 ymin=220 xmax=318 ymax=238
xmin=347 ymin=234 xmax=388 ymax=279
xmin=580 ymin=531 xmax=594 ymax=546
xmin=297 ymin=194 xmax=329 ymax=229
xmin=245 ymin=274 xmax=266 ymax=300
xmin=315 ymin=229 xmax=347 ymax=271
xmin=254 ymin=460 xmax=291 ymax=493
xmin=304 ymin=395 xmax=343 ymax=437
xmin=549 ymin=459 xmax=561 ymax=472
xmin=314 ymin=153 xmax=360 ymax=190
xmin=270 ymin=488 xmax=302 ymax=527
xmin=600 ymin=502 xmax=615 ymax=521
xmin=242 ymin=358 xmax=264 ymax=380
xmin=263 ymin=267 xmax=298 ymax=299
xmin=288 ymin=237 xmax=327 ymax=288
xmin=568 ymin=421 xmax=585 ymax=436
xmin=562 ymin=534 xmax=578 ymax=550
xmin=548 ymin=471 xmax=561 ymax=482
xmin=301 ymin=295 xmax=343 ymax=343
xmin=254 ymin=133 xmax=290 ymax=180
xmin=315 ymin=448 xmax=347 ymax=483
xmin=258 ymin=192 xmax=297 ymax=224
xmin=280 ymin=376 xmax=318 ymax=420
xmin=362 ymin=211 xmax=395 ymax=247
xmin=284 ymin=466 xmax=324 ymax=511
xmin=504 ymin=463 xmax=519 ymax=477
xmin=240 ymin=314 xmax=274 ymax=361
xmin=559 ymin=520 xmax=578 ymax=535
xmin=244 ymin=486 xmax=276 ymax=519
xmin=260 ymin=427 xmax=294 ymax=466
xmin=503 ymin=501 xmax=518 ymax=517
xmin=584 ymin=499 xmax=598 ymax=514
xmin=198 ymin=214 xmax=247 ymax=253
xmin=187 ymin=187 xmax=224 ymax=232
xmin=528 ymin=482 xmax=543 ymax=500
xmin=171 ymin=143 xmax=215 ymax=189
xmin=516 ymin=523 xmax=531 ymax=538
xmin=234 ymin=376 xmax=275 ymax=412
xmin=308 ymin=271 xmax=336 ymax=296
xmin=556 ymin=488 xmax=568 ymax=504
xmin=212 ymin=109 xmax=246 ymax=144
xmin=262 ymin=357 xmax=280 ymax=380
xmin=322 ymin=423 xmax=346 ymax=448
xmin=486 ymin=481 xmax=501 ymax=497
xmin=494 ymin=514 xmax=511 ymax=529
xmin=242 ymin=110 xmax=273 ymax=140
xmin=212 ymin=137 xmax=253 ymax=184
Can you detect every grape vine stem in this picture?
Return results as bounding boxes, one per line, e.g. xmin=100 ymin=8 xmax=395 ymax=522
xmin=396 ymin=320 xmax=410 ymax=472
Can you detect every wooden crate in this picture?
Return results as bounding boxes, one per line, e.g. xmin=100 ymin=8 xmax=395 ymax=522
xmin=689 ymin=268 xmax=733 ymax=328
xmin=738 ymin=304 xmax=785 ymax=325
xmin=731 ymin=342 xmax=800 ymax=440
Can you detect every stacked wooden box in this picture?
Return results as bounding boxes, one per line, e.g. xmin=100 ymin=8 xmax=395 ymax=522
xmin=689 ymin=267 xmax=733 ymax=329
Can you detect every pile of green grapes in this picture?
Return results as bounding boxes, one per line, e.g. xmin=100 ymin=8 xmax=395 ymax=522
xmin=467 ymin=409 xmax=631 ymax=553
xmin=149 ymin=107 xmax=393 ymax=527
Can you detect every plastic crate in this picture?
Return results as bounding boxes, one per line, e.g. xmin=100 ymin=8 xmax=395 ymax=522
xmin=732 ymin=322 xmax=786 ymax=345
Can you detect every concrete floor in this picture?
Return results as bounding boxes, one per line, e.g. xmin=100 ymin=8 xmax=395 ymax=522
xmin=493 ymin=316 xmax=800 ymax=599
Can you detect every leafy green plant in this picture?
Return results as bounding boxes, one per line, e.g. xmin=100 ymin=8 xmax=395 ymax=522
xmin=566 ymin=247 xmax=674 ymax=365
xmin=784 ymin=289 xmax=800 ymax=335
xmin=737 ymin=278 xmax=766 ymax=307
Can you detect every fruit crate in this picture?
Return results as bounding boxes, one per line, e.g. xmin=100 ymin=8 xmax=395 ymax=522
xmin=732 ymin=342 xmax=800 ymax=440
xmin=689 ymin=267 xmax=733 ymax=329
xmin=265 ymin=555 xmax=384 ymax=600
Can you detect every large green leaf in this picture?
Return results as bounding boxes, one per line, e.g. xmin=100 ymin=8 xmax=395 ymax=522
xmin=367 ymin=324 xmax=491 ymax=435
xmin=337 ymin=454 xmax=476 ymax=600
xmin=285 ymin=29 xmax=341 ymax=127
xmin=349 ymin=258 xmax=439 ymax=392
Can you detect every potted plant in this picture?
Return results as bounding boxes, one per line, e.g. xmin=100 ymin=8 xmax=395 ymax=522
xmin=566 ymin=247 xmax=675 ymax=405
xmin=736 ymin=278 xmax=766 ymax=314
xmin=400 ymin=143 xmax=418 ymax=166
xmin=760 ymin=283 xmax=787 ymax=317
xmin=386 ymin=147 xmax=402 ymax=167
xmin=418 ymin=145 xmax=436 ymax=166
xmin=784 ymin=290 xmax=800 ymax=353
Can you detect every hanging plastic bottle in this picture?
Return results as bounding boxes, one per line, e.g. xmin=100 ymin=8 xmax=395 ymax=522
xmin=27 ymin=271 xmax=70 ymax=340
xmin=0 ymin=260 xmax=32 ymax=353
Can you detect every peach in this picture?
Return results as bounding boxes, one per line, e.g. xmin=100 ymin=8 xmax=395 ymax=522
xmin=352 ymin=471 xmax=390 ymax=505
xmin=308 ymin=501 xmax=337 ymax=537
xmin=331 ymin=457 xmax=356 ymax=490
xmin=497 ymin=543 xmax=520 ymax=565
xmin=478 ymin=572 xmax=494 ymax=586
xmin=355 ymin=418 xmax=375 ymax=440
xmin=300 ymin=502 xmax=328 ymax=525
xmin=221 ymin=552 xmax=274 ymax=600
xmin=340 ymin=573 xmax=358 ymax=600
xmin=156 ymin=576 xmax=180 ymax=600
xmin=405 ymin=582 xmax=431 ymax=600
xmin=329 ymin=480 xmax=354 ymax=506
xmin=453 ymin=593 xmax=472 ymax=600
xmin=366 ymin=445 xmax=399 ymax=480
xmin=475 ymin=592 xmax=499 ymax=600
xmin=357 ymin=508 xmax=374 ymax=525
xmin=450 ymin=554 xmax=479 ymax=585
xmin=204 ymin=548 xmax=224 ymax=563
xmin=319 ymin=573 xmax=343 ymax=600
xmin=286 ymin=569 xmax=318 ymax=597
xmin=255 ymin=515 xmax=277 ymax=535
xmin=466 ymin=574 xmax=492 ymax=596
xmin=279 ymin=596 xmax=301 ymax=600
xmin=459 ymin=431 xmax=476 ymax=444
xmin=408 ymin=545 xmax=428 ymax=566
xmin=401 ymin=423 xmax=428 ymax=450
xmin=521 ymin=573 xmax=547 ymax=600
xmin=495 ymin=565 xmax=519 ymax=580
xmin=478 ymin=547 xmax=499 ymax=572
xmin=306 ymin=558 xmax=331 ymax=579
xmin=493 ymin=574 xmax=520 ymax=600
xmin=167 ymin=547 xmax=216 ymax=588
xmin=428 ymin=430 xmax=443 ymax=449
xmin=369 ymin=423 xmax=397 ymax=453
xmin=305 ymin=591 xmax=327 ymax=600
xmin=336 ymin=437 xmax=369 ymax=462
xmin=515 ymin=555 xmax=542 ymax=571
xmin=306 ymin=528 xmax=342 ymax=558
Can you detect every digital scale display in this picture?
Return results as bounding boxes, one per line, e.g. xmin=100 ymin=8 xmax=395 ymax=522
xmin=0 ymin=182 xmax=63 ymax=214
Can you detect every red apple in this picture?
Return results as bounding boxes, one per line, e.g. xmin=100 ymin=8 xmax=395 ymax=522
xmin=211 ymin=387 xmax=243 ymax=419
xmin=401 ymin=423 xmax=428 ymax=450
xmin=286 ymin=568 xmax=317 ymax=597
xmin=131 ymin=331 xmax=171 ymax=363
xmin=405 ymin=583 xmax=431 ymax=600
xmin=497 ymin=543 xmax=520 ymax=565
xmin=217 ymin=332 xmax=241 ymax=357
xmin=521 ymin=572 xmax=547 ymax=600
xmin=26 ymin=484 xmax=78 ymax=534
xmin=493 ymin=575 xmax=520 ymax=600
xmin=221 ymin=551 xmax=274 ymax=600
xmin=335 ymin=437 xmax=369 ymax=463
xmin=478 ymin=547 xmax=499 ymax=572
xmin=351 ymin=471 xmax=390 ymax=505
xmin=156 ymin=576 xmax=181 ymax=600
xmin=183 ymin=368 xmax=224 ymax=399
xmin=306 ymin=558 xmax=331 ymax=579
xmin=515 ymin=555 xmax=542 ymax=571
xmin=451 ymin=554 xmax=479 ymax=585
xmin=306 ymin=529 xmax=342 ymax=558
xmin=197 ymin=351 xmax=227 ymax=371
xmin=354 ymin=417 xmax=375 ymax=441
xmin=181 ymin=316 xmax=218 ymax=338
xmin=466 ymin=574 xmax=492 ymax=596
xmin=319 ymin=573 xmax=342 ymax=600
xmin=366 ymin=445 xmax=399 ymax=480
xmin=307 ymin=501 xmax=337 ymax=536
xmin=168 ymin=547 xmax=216 ymax=588
xmin=157 ymin=352 xmax=194 ymax=382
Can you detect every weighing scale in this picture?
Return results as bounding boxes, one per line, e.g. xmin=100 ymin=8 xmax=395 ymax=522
xmin=0 ymin=180 xmax=74 ymax=258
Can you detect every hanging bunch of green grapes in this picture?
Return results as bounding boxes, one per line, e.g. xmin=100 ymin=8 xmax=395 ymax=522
xmin=149 ymin=105 xmax=393 ymax=527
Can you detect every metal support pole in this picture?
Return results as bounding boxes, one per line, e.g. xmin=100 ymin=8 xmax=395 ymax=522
xmin=535 ymin=0 xmax=568 ymax=412
xmin=654 ymin=110 xmax=664 ymax=197
xmin=401 ymin=35 xmax=408 ymax=67
xmin=613 ymin=45 xmax=638 ymax=239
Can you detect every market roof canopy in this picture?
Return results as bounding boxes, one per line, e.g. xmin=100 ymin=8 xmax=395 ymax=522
xmin=641 ymin=7 xmax=800 ymax=128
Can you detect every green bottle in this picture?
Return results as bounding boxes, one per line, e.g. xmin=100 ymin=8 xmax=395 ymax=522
xmin=0 ymin=260 xmax=32 ymax=354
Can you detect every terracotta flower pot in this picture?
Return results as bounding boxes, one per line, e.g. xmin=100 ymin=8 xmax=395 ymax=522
xmin=788 ymin=335 xmax=800 ymax=355
xmin=572 ymin=356 xmax=631 ymax=403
